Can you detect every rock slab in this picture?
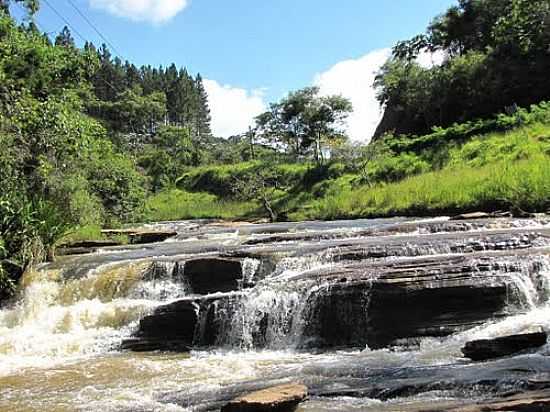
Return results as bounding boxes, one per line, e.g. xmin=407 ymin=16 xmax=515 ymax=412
xmin=185 ymin=258 xmax=244 ymax=294
xmin=462 ymin=331 xmax=547 ymax=361
xmin=221 ymin=384 xmax=308 ymax=412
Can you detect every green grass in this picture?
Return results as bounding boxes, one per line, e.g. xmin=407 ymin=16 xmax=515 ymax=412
xmin=143 ymin=189 xmax=259 ymax=221
xmin=295 ymin=155 xmax=550 ymax=220
xmin=60 ymin=224 xmax=130 ymax=245
xmin=137 ymin=121 xmax=550 ymax=223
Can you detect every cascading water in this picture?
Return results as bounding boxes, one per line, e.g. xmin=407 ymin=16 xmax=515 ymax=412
xmin=0 ymin=261 xmax=189 ymax=377
xmin=2 ymin=218 xmax=550 ymax=412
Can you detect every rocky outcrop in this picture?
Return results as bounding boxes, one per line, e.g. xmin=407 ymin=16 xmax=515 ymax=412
xmin=303 ymin=255 xmax=518 ymax=349
xmin=129 ymin=230 xmax=177 ymax=244
xmin=122 ymin=299 xmax=199 ymax=351
xmin=444 ymin=390 xmax=550 ymax=412
xmin=185 ymin=258 xmax=246 ymax=294
xmin=221 ymin=384 xmax=308 ymax=412
xmin=122 ymin=294 xmax=242 ymax=351
xmin=462 ymin=330 xmax=548 ymax=361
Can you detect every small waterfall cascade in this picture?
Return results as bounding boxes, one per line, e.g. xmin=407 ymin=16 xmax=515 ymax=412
xmin=0 ymin=260 xmax=188 ymax=375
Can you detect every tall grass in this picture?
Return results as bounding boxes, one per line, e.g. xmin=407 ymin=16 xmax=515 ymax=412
xmin=296 ymin=155 xmax=550 ymax=220
xmin=143 ymin=189 xmax=259 ymax=221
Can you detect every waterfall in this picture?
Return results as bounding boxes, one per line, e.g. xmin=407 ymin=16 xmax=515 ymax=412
xmin=0 ymin=261 xmax=188 ymax=375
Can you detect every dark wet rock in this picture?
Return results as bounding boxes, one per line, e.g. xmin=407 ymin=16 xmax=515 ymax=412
xmin=185 ymin=258 xmax=245 ymax=294
xmin=123 ymin=294 xmax=243 ymax=351
xmin=221 ymin=383 xmax=308 ymax=412
xmin=0 ymin=260 xmax=23 ymax=305
xmin=129 ymin=230 xmax=177 ymax=244
xmin=419 ymin=389 xmax=550 ymax=411
xmin=159 ymin=355 xmax=550 ymax=411
xmin=122 ymin=300 xmax=199 ymax=351
xmin=452 ymin=212 xmax=494 ymax=220
xmin=1 ymin=260 xmax=24 ymax=283
xmin=462 ymin=330 xmax=548 ymax=361
xmin=301 ymin=255 xmax=521 ymax=349
xmin=310 ymin=355 xmax=550 ymax=400
xmin=120 ymin=338 xmax=190 ymax=352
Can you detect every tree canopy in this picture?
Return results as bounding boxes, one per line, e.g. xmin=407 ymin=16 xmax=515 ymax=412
xmin=374 ymin=0 xmax=550 ymax=138
xmin=255 ymin=87 xmax=352 ymax=163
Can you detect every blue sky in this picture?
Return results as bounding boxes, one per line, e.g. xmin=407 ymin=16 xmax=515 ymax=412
xmin=17 ymin=0 xmax=456 ymax=140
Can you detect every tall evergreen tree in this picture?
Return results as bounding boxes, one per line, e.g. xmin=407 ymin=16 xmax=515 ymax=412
xmin=194 ymin=74 xmax=212 ymax=139
xmin=54 ymin=26 xmax=75 ymax=48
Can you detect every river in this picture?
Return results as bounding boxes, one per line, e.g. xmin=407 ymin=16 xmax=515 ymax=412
xmin=1 ymin=217 xmax=550 ymax=411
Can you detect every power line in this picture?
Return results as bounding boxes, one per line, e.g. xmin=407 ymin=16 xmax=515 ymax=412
xmin=13 ymin=2 xmax=54 ymax=34
xmin=17 ymin=0 xmax=124 ymax=96
xmin=66 ymin=0 xmax=125 ymax=60
xmin=41 ymin=0 xmax=87 ymax=43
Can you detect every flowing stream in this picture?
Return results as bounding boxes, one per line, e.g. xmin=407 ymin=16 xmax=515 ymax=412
xmin=1 ymin=217 xmax=550 ymax=411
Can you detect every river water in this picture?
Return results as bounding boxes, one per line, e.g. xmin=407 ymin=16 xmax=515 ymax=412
xmin=1 ymin=217 xmax=550 ymax=411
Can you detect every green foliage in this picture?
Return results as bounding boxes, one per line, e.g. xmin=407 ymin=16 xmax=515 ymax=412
xmin=375 ymin=0 xmax=550 ymax=137
xmin=362 ymin=150 xmax=430 ymax=184
xmin=255 ymin=87 xmax=352 ymax=163
xmin=299 ymin=155 xmax=550 ymax=220
xmin=0 ymin=12 xmax=149 ymax=285
xmin=137 ymin=126 xmax=201 ymax=191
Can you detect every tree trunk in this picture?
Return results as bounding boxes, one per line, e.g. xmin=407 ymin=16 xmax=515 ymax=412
xmin=262 ymin=195 xmax=277 ymax=223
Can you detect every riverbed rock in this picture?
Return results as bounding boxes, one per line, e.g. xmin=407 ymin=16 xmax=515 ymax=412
xmin=462 ymin=330 xmax=548 ymax=361
xmin=122 ymin=300 xmax=199 ymax=351
xmin=418 ymin=388 xmax=550 ymax=411
xmin=123 ymin=294 xmax=243 ymax=351
xmin=451 ymin=212 xmax=494 ymax=220
xmin=302 ymin=255 xmax=516 ymax=349
xmin=221 ymin=384 xmax=308 ymax=412
xmin=185 ymin=258 xmax=245 ymax=294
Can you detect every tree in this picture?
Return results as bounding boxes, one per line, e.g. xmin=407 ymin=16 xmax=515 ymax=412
xmin=255 ymin=87 xmax=352 ymax=164
xmin=194 ymin=74 xmax=212 ymax=139
xmin=231 ymin=168 xmax=282 ymax=222
xmin=374 ymin=0 xmax=550 ymax=138
xmin=0 ymin=0 xmax=39 ymax=15
xmin=54 ymin=25 xmax=75 ymax=48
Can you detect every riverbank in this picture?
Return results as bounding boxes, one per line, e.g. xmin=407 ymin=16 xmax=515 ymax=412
xmin=139 ymin=116 xmax=550 ymax=225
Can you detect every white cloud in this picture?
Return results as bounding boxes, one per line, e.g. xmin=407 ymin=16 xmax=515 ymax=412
xmin=314 ymin=48 xmax=391 ymax=143
xmin=203 ymin=79 xmax=267 ymax=138
xmin=89 ymin=0 xmax=188 ymax=24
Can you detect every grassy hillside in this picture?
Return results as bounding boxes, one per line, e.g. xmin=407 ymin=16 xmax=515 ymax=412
xmin=142 ymin=106 xmax=550 ymax=223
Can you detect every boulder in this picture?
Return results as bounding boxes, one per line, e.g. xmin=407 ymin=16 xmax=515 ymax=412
xmin=122 ymin=294 xmax=243 ymax=351
xmin=185 ymin=258 xmax=244 ymax=294
xmin=462 ymin=330 xmax=547 ymax=361
xmin=221 ymin=384 xmax=308 ymax=412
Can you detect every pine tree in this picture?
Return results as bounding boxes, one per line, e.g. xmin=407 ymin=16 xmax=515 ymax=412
xmin=194 ymin=74 xmax=212 ymax=139
xmin=55 ymin=26 xmax=75 ymax=48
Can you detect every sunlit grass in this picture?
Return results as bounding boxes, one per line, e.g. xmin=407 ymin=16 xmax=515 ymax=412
xmin=143 ymin=189 xmax=259 ymax=222
xmin=296 ymin=155 xmax=550 ymax=220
